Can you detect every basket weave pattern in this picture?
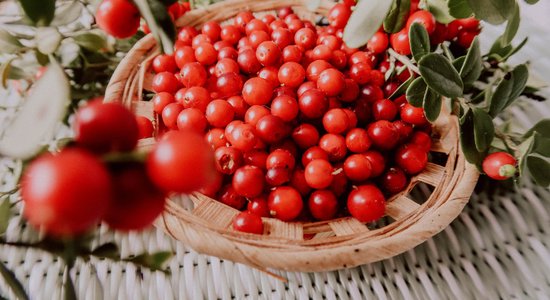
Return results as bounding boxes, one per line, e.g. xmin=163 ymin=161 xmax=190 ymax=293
xmin=104 ymin=0 xmax=479 ymax=272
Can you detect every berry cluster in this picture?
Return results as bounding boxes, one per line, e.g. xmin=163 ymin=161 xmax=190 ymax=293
xmin=20 ymin=100 xmax=214 ymax=236
xmin=96 ymin=0 xmax=190 ymax=39
xmin=144 ymin=1 xmax=483 ymax=235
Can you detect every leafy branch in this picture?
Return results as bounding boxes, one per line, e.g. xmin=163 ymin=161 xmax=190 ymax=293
xmin=344 ymin=0 xmax=549 ymax=186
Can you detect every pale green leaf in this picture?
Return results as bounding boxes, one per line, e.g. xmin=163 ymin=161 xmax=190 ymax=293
xmin=343 ymin=0 xmax=393 ymax=48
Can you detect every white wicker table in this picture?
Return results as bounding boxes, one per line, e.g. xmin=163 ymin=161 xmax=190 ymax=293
xmin=1 ymin=3 xmax=549 ymax=299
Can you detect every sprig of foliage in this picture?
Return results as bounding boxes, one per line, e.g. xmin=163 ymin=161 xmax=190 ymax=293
xmin=344 ymin=0 xmax=549 ymax=186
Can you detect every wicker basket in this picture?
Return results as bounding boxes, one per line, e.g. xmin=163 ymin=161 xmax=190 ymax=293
xmin=104 ymin=0 xmax=479 ymax=272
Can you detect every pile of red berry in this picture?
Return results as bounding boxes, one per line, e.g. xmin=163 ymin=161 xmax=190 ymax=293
xmin=143 ymin=1 xmax=481 ymax=235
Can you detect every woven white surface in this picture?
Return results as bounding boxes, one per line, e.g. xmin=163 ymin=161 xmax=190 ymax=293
xmin=1 ymin=3 xmax=550 ymax=299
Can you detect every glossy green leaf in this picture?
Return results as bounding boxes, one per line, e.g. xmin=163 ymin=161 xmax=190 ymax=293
xmin=423 ymin=89 xmax=441 ymax=122
xmin=500 ymin=2 xmax=520 ymax=46
xmin=389 ymin=75 xmax=415 ymax=99
xmin=427 ymin=0 xmax=454 ymax=24
xmin=409 ymin=22 xmax=431 ymax=62
xmin=459 ymin=37 xmax=482 ymax=85
xmin=466 ymin=0 xmax=515 ymax=25
xmin=134 ymin=0 xmax=176 ymax=54
xmin=448 ymin=0 xmax=473 ymax=18
xmin=418 ymin=53 xmax=464 ymax=98
xmin=0 ymin=261 xmax=29 ymax=300
xmin=384 ymin=0 xmax=411 ymax=33
xmin=472 ymin=108 xmax=495 ymax=152
xmin=524 ymin=0 xmax=539 ymax=4
xmin=489 ymin=76 xmax=513 ymax=116
xmin=460 ymin=108 xmax=484 ymax=168
xmin=18 ymin=0 xmax=55 ymax=26
xmin=524 ymin=119 xmax=550 ymax=139
xmin=343 ymin=0 xmax=393 ymax=48
xmin=0 ymin=29 xmax=24 ymax=54
xmin=526 ymin=155 xmax=550 ymax=187
xmin=406 ymin=77 xmax=427 ymax=107
xmin=504 ymin=64 xmax=529 ymax=108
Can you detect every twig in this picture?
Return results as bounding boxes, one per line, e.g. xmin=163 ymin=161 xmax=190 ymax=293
xmin=387 ymin=48 xmax=421 ymax=75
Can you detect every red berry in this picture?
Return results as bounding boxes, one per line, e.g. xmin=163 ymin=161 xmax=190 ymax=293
xmin=381 ymin=167 xmax=408 ymax=194
xmin=323 ymin=108 xmax=350 ymax=134
xmin=96 ymin=0 xmax=140 ymax=38
xmin=406 ymin=10 xmax=436 ymax=34
xmin=147 ymin=130 xmax=215 ymax=193
xmin=232 ymin=165 xmax=265 ymax=198
xmin=347 ymin=185 xmax=386 ymax=222
xmin=242 ymin=77 xmax=273 ymax=105
xmin=345 ymin=128 xmax=371 ymax=153
xmin=367 ymin=120 xmax=399 ymax=150
xmin=309 ymin=190 xmax=338 ymax=221
xmin=75 ymin=101 xmax=139 ymax=154
xmin=152 ymin=72 xmax=181 ymax=94
xmin=319 ymin=133 xmax=347 ymax=161
xmin=343 ymin=154 xmax=372 ymax=181
xmin=395 ymin=144 xmax=428 ymax=175
xmin=268 ymin=186 xmax=303 ymax=221
xmin=482 ymin=152 xmax=517 ymax=180
xmin=299 ymin=89 xmax=329 ymax=119
xmin=206 ymin=99 xmax=235 ymax=128
xmin=364 ymin=150 xmax=386 ymax=177
xmin=400 ymin=104 xmax=428 ymax=125
xmin=136 ymin=115 xmax=154 ymax=139
xmin=390 ymin=28 xmax=411 ymax=55
xmin=248 ymin=197 xmax=270 ymax=217
xmin=317 ymin=68 xmax=345 ymax=97
xmin=305 ymin=159 xmax=334 ymax=189
xmin=104 ymin=163 xmax=166 ymax=231
xmin=177 ymin=108 xmax=208 ymax=132
xmin=328 ymin=3 xmax=351 ymax=29
xmin=152 ymin=54 xmax=178 ymax=73
xmin=21 ymin=148 xmax=111 ymax=236
xmin=233 ymin=212 xmax=264 ymax=234
xmin=218 ymin=184 xmax=246 ymax=209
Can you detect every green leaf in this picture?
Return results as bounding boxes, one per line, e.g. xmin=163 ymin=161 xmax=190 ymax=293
xmin=0 ymin=60 xmax=70 ymax=159
xmin=0 ymin=261 xmax=29 ymax=300
xmin=406 ymin=77 xmax=427 ymax=107
xmin=389 ymin=75 xmax=415 ymax=99
xmin=466 ymin=0 xmax=515 ymax=25
xmin=36 ymin=27 xmax=62 ymax=55
xmin=489 ymin=76 xmax=513 ymax=116
xmin=524 ymin=119 xmax=550 ymax=139
xmin=452 ymin=56 xmax=466 ymax=70
xmin=409 ymin=22 xmax=431 ymax=62
xmin=0 ymin=198 xmax=9 ymax=235
xmin=423 ymin=89 xmax=441 ymax=122
xmin=73 ymin=33 xmax=112 ymax=52
xmin=472 ymin=108 xmax=495 ymax=152
xmin=448 ymin=0 xmax=473 ymax=18
xmin=418 ymin=53 xmax=464 ymax=98
xmin=524 ymin=0 xmax=539 ymax=4
xmin=526 ymin=155 xmax=550 ymax=186
xmin=343 ymin=0 xmax=393 ymax=48
xmin=0 ymin=29 xmax=24 ymax=54
xmin=459 ymin=37 xmax=482 ymax=85
xmin=18 ymin=0 xmax=55 ymax=26
xmin=532 ymin=132 xmax=550 ymax=157
xmin=460 ymin=108 xmax=484 ymax=168
xmin=427 ymin=0 xmax=455 ymax=24
xmin=126 ymin=251 xmax=172 ymax=271
xmin=91 ymin=243 xmax=120 ymax=259
xmin=51 ymin=1 xmax=84 ymax=26
xmin=384 ymin=0 xmax=411 ymax=33
xmin=499 ymin=2 xmax=520 ymax=46
xmin=134 ymin=0 xmax=176 ymax=54
xmin=504 ymin=64 xmax=529 ymax=108
xmin=517 ymin=135 xmax=534 ymax=176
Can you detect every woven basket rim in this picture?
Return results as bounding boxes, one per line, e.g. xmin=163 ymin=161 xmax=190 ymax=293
xmin=104 ymin=0 xmax=479 ymax=272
